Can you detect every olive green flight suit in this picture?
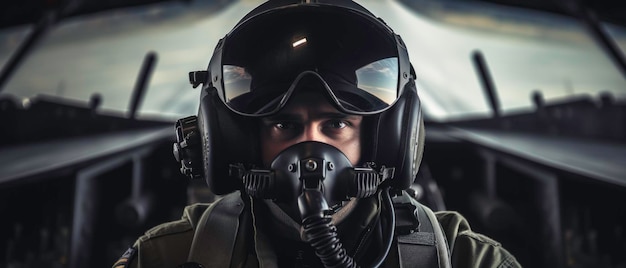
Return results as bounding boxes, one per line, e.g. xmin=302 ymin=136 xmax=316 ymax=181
xmin=113 ymin=192 xmax=521 ymax=268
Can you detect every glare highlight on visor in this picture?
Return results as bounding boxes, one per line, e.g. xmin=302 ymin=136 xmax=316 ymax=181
xmin=292 ymin=38 xmax=307 ymax=48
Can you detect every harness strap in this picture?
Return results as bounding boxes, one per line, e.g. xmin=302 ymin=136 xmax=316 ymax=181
xmin=393 ymin=192 xmax=452 ymax=268
xmin=187 ymin=192 xmax=245 ymax=267
xmin=396 ymin=204 xmax=438 ymax=268
xmin=421 ymin=203 xmax=452 ymax=268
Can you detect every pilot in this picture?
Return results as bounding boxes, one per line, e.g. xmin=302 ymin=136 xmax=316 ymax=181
xmin=114 ymin=1 xmax=521 ymax=267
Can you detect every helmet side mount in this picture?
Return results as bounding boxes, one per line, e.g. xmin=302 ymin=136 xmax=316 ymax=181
xmin=173 ymin=116 xmax=203 ymax=179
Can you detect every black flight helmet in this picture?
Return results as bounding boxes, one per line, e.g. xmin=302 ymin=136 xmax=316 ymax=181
xmin=176 ymin=0 xmax=425 ymax=198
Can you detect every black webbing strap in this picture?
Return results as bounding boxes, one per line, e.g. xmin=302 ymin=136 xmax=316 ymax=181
xmin=392 ymin=192 xmax=451 ymax=268
xmin=396 ymin=203 xmax=439 ymax=267
xmin=187 ymin=192 xmax=245 ymax=267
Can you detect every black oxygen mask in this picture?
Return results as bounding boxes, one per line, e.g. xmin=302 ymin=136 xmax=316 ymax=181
xmin=273 ymin=141 xmax=356 ymax=222
xmin=236 ymin=141 xmax=394 ymax=222
xmin=232 ymin=141 xmax=396 ymax=268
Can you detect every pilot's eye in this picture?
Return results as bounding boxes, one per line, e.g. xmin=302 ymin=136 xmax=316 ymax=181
xmin=325 ymin=120 xmax=348 ymax=129
xmin=275 ymin=122 xmax=296 ymax=130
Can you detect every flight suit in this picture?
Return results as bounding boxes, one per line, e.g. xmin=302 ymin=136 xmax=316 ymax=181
xmin=113 ymin=191 xmax=521 ymax=268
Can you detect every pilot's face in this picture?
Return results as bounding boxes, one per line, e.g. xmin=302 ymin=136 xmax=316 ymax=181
xmin=260 ymin=90 xmax=362 ymax=167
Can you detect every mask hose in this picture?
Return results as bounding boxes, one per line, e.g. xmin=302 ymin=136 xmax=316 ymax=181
xmin=299 ymin=189 xmax=358 ymax=268
xmin=299 ymin=186 xmax=395 ymax=268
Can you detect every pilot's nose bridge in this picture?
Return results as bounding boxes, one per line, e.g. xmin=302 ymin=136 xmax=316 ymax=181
xmin=301 ymin=123 xmax=324 ymax=142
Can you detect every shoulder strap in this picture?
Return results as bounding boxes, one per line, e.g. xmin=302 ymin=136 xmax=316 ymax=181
xmin=393 ymin=192 xmax=452 ymax=268
xmin=187 ymin=191 xmax=245 ymax=267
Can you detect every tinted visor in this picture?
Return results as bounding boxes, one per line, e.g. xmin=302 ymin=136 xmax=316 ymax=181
xmin=218 ymin=6 xmax=401 ymax=116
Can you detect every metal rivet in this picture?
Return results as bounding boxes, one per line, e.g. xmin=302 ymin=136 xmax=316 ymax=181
xmin=403 ymin=72 xmax=408 ymax=79
xmin=305 ymin=160 xmax=318 ymax=171
xmin=288 ymin=163 xmax=297 ymax=172
xmin=327 ymin=162 xmax=334 ymax=171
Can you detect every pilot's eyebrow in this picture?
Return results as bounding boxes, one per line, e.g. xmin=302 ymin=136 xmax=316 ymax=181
xmin=262 ymin=112 xmax=359 ymax=122
xmin=314 ymin=112 xmax=361 ymax=121
xmin=262 ymin=114 xmax=301 ymax=122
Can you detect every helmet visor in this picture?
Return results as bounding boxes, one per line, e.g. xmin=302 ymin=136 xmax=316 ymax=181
xmin=215 ymin=5 xmax=404 ymax=116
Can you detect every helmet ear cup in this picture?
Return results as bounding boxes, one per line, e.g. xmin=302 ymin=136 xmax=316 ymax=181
xmin=198 ymin=89 xmax=260 ymax=195
xmin=370 ymin=80 xmax=423 ymax=190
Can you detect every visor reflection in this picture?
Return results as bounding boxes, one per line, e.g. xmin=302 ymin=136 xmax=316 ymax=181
xmin=355 ymin=58 xmax=398 ymax=105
